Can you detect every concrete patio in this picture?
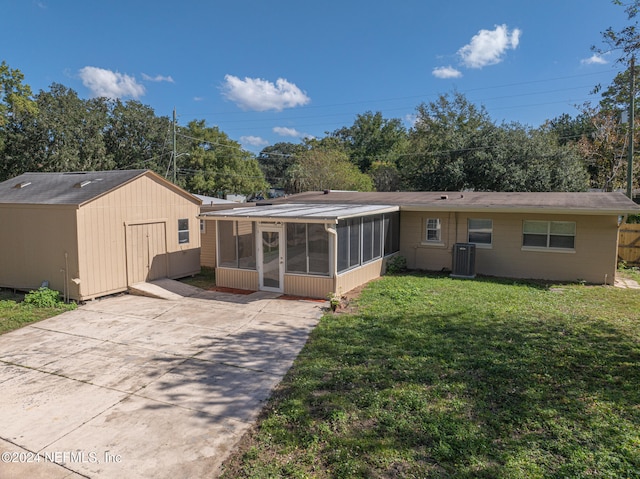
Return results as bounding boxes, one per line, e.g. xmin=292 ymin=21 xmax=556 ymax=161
xmin=0 ymin=282 xmax=325 ymax=478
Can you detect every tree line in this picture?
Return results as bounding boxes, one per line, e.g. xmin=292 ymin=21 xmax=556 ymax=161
xmin=0 ymin=57 xmax=637 ymax=197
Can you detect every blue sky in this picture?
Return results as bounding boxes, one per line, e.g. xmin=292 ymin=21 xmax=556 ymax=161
xmin=3 ymin=0 xmax=630 ymax=152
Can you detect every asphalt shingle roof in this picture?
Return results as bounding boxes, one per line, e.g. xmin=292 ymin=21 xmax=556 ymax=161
xmin=271 ymin=190 xmax=640 ymax=215
xmin=0 ymin=170 xmax=148 ymax=205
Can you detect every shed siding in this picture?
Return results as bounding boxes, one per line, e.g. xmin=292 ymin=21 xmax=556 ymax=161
xmin=75 ymin=173 xmax=200 ymax=300
xmin=0 ymin=205 xmax=79 ymax=296
xmin=402 ymin=211 xmax=618 ymax=284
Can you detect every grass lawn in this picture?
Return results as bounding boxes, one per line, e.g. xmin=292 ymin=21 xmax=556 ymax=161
xmin=178 ymin=266 xmax=216 ymax=290
xmin=0 ymin=289 xmax=77 ymax=335
xmin=221 ymin=273 xmax=640 ymax=479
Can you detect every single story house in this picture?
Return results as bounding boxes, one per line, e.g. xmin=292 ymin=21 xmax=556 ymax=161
xmin=0 ymin=169 xmax=201 ymax=301
xmin=200 ymin=190 xmax=640 ymax=298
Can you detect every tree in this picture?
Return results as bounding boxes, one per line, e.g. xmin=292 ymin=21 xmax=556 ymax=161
xmin=103 ymin=100 xmax=172 ymax=174
xmin=2 ymin=83 xmax=111 ymax=178
xmin=576 ymin=108 xmax=631 ymax=190
xmin=283 ymin=138 xmax=373 ymax=193
xmin=180 ymin=120 xmax=268 ymax=197
xmin=331 ymin=111 xmax=408 ymax=173
xmin=256 ymin=142 xmax=306 ymax=190
xmin=401 ymin=92 xmax=588 ymax=192
xmin=402 ymin=92 xmax=495 ymax=191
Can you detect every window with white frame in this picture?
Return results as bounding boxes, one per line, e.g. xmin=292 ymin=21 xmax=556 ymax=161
xmin=425 ymin=218 xmax=441 ymax=242
xmin=178 ymin=219 xmax=189 ymax=244
xmin=523 ymin=221 xmax=575 ymax=249
xmin=200 ymin=219 xmax=206 ymax=234
xmin=468 ymin=218 xmax=492 ymax=245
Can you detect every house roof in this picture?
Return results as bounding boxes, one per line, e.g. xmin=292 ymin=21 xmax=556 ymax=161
xmin=0 ymin=170 xmax=200 ymax=206
xmin=200 ymin=203 xmax=399 ymax=223
xmin=270 ymin=191 xmax=640 ymax=216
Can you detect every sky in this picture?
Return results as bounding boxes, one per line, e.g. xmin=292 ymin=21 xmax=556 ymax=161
xmin=2 ymin=0 xmax=632 ymax=153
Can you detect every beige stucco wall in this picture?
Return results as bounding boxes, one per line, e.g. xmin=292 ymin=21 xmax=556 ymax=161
xmin=75 ymin=174 xmax=201 ymax=300
xmin=0 ymin=205 xmax=80 ymax=297
xmin=401 ymin=210 xmax=619 ymax=284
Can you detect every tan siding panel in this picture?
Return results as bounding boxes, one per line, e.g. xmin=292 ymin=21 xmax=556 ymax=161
xmin=336 ymin=259 xmax=383 ymax=295
xmin=201 ymin=220 xmax=217 ymax=267
xmin=0 ymin=205 xmax=79 ymax=297
xmin=216 ymin=267 xmax=259 ymax=291
xmin=284 ymin=275 xmax=334 ymax=299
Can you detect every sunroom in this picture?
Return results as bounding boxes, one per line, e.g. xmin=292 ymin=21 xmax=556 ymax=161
xmin=199 ymin=203 xmax=400 ymax=298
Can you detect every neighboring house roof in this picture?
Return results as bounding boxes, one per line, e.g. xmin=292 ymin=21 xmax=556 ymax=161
xmin=0 ymin=170 xmax=200 ymax=206
xmin=271 ymin=191 xmax=640 ymax=216
xmin=200 ymin=203 xmax=399 ymax=223
xmin=193 ymin=194 xmax=237 ymax=205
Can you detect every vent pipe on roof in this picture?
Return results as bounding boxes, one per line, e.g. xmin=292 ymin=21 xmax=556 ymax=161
xmin=14 ymin=182 xmax=31 ymax=189
xmin=441 ymin=195 xmax=448 ymax=200
xmin=323 ymin=189 xmax=330 ymax=194
xmin=74 ymin=180 xmax=92 ymax=188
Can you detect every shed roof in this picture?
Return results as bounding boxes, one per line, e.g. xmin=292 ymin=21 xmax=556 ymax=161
xmin=200 ymin=203 xmax=399 ymax=223
xmin=270 ymin=191 xmax=640 ymax=215
xmin=0 ymin=170 xmax=200 ymax=206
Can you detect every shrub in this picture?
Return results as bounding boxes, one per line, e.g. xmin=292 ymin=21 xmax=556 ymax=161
xmin=23 ymin=287 xmax=66 ymax=308
xmin=385 ymin=254 xmax=407 ymax=274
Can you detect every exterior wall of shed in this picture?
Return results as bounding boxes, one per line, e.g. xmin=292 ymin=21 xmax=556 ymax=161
xmin=400 ymin=211 xmax=619 ymax=284
xmin=0 ymin=205 xmax=80 ymax=297
xmin=75 ymin=174 xmax=201 ymax=300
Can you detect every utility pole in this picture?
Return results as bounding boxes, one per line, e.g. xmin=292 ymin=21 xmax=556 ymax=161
xmin=628 ymin=56 xmax=635 ymax=199
xmin=172 ymin=107 xmax=177 ymax=184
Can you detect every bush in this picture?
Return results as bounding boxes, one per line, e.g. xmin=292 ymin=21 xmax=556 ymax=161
xmin=385 ymin=255 xmax=407 ymax=274
xmin=23 ymin=287 xmax=66 ymax=308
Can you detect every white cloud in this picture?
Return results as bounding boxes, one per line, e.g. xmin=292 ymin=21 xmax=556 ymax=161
xmin=432 ymin=66 xmax=463 ymax=79
xmin=458 ymin=24 xmax=521 ymax=69
xmin=221 ymin=75 xmax=311 ymax=111
xmin=273 ymin=126 xmax=302 ymax=137
xmin=193 ymin=96 xmax=204 ymax=102
xmin=142 ymin=73 xmax=175 ymax=83
xmin=273 ymin=126 xmax=314 ymax=139
xmin=241 ymin=135 xmax=269 ymax=147
xmin=79 ymin=66 xmax=145 ymax=99
xmin=581 ymin=54 xmax=608 ymax=65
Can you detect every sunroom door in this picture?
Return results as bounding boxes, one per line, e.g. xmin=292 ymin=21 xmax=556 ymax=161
xmin=258 ymin=225 xmax=284 ymax=293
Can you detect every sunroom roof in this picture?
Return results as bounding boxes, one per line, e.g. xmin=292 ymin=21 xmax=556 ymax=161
xmin=200 ymin=203 xmax=399 ymax=222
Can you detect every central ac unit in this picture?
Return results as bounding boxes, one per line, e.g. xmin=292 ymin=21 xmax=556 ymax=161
xmin=451 ymin=243 xmax=476 ymax=279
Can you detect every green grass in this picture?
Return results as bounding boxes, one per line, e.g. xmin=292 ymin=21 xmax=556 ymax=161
xmin=178 ymin=266 xmax=216 ymax=290
xmin=221 ymin=273 xmax=640 ymax=479
xmin=0 ymin=288 xmax=77 ymax=335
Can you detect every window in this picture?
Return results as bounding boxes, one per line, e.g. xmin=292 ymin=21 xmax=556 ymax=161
xmin=523 ymin=221 xmax=575 ymax=249
xmin=218 ymin=221 xmax=256 ymax=269
xmin=426 ymin=218 xmax=441 ymax=242
xmin=468 ymin=218 xmax=492 ymax=245
xmin=200 ymin=219 xmax=206 ymax=234
xmin=178 ymin=219 xmax=189 ymax=244
xmin=286 ymin=223 xmax=330 ymax=275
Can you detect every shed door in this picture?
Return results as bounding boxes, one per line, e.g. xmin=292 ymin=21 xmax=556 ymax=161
xmin=126 ymin=222 xmax=167 ymax=284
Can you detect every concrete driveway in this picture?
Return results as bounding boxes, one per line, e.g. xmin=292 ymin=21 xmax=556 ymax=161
xmin=0 ymin=282 xmax=325 ymax=478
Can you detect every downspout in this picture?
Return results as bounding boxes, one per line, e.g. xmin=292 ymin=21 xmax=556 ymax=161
xmin=325 ymin=223 xmax=338 ymax=293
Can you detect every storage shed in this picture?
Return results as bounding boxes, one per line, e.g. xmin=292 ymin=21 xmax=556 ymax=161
xmin=0 ymin=169 xmax=201 ymax=301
